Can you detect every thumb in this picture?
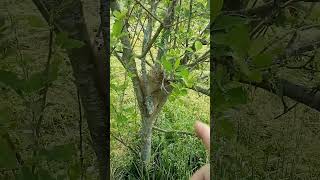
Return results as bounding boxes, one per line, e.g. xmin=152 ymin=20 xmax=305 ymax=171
xmin=190 ymin=164 xmax=210 ymax=180
xmin=194 ymin=121 xmax=210 ymax=150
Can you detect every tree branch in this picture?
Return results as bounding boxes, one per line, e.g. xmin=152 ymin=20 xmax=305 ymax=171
xmin=111 ymin=0 xmax=146 ymax=117
xmin=240 ymin=77 xmax=320 ymax=112
xmin=234 ymin=0 xmax=314 ymax=17
xmin=188 ymin=50 xmax=210 ymax=68
xmin=153 ymin=126 xmax=194 ymax=136
xmin=137 ymin=24 xmax=164 ymax=59
xmin=111 ymin=133 xmax=139 ymax=157
xmin=132 ymin=0 xmax=163 ymax=25
xmin=189 ymin=85 xmax=210 ymax=96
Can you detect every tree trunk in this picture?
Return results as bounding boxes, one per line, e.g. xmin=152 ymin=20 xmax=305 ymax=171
xmin=140 ymin=115 xmax=156 ymax=164
xmin=31 ymin=1 xmax=108 ymax=179
xmin=139 ymin=86 xmax=172 ymax=164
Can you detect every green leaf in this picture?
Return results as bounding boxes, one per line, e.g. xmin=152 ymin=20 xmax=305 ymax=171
xmin=49 ymin=53 xmax=63 ymax=82
xmin=248 ymin=70 xmax=263 ymax=83
xmin=234 ymin=58 xmax=250 ymax=77
xmin=68 ymin=163 xmax=81 ymax=180
xmin=112 ymin=20 xmax=123 ymax=38
xmin=38 ymin=168 xmax=55 ymax=180
xmin=0 ymin=70 xmax=23 ymax=93
xmin=268 ymin=43 xmax=286 ymax=57
xmin=211 ymin=0 xmax=224 ymax=19
xmin=117 ymin=113 xmax=128 ymax=124
xmin=56 ymin=32 xmax=85 ymax=50
xmin=183 ymin=79 xmax=192 ymax=88
xmin=195 ymin=41 xmax=203 ymax=51
xmin=57 ymin=174 xmax=68 ymax=180
xmin=249 ymin=37 xmax=268 ymax=57
xmin=0 ymin=16 xmax=5 ymax=28
xmin=16 ymin=166 xmax=37 ymax=180
xmin=213 ymin=85 xmax=248 ymax=113
xmin=310 ymin=6 xmax=320 ymax=20
xmin=213 ymin=33 xmax=229 ymax=45
xmin=179 ymin=88 xmax=188 ymax=96
xmin=113 ymin=10 xmax=127 ymax=20
xmin=0 ymin=70 xmax=20 ymax=87
xmin=26 ymin=15 xmax=46 ymax=28
xmin=40 ymin=144 xmax=74 ymax=162
xmin=225 ymin=87 xmax=248 ymax=105
xmin=228 ymin=25 xmax=250 ymax=57
xmin=214 ymin=15 xmax=246 ymax=30
xmin=0 ymin=136 xmax=17 ymax=168
xmin=0 ymin=106 xmax=10 ymax=128
xmin=174 ymin=58 xmax=181 ymax=70
xmin=113 ymin=11 xmax=122 ymax=19
xmin=186 ymin=47 xmax=193 ymax=52
xmin=176 ymin=66 xmax=189 ymax=80
xmin=252 ymin=53 xmax=273 ymax=68
xmin=275 ymin=12 xmax=287 ymax=27
xmin=22 ymin=72 xmax=45 ymax=93
xmin=162 ymin=57 xmax=173 ymax=72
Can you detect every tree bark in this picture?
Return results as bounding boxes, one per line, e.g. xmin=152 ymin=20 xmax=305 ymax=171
xmin=240 ymin=78 xmax=320 ymax=112
xmin=139 ymin=90 xmax=171 ymax=164
xmin=31 ymin=1 xmax=108 ymax=179
xmin=140 ymin=115 xmax=155 ymax=164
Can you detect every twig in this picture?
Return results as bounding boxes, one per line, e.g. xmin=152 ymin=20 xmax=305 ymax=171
xmin=185 ymin=0 xmax=193 ymax=48
xmin=8 ymin=11 xmax=28 ymax=79
xmin=77 ymin=89 xmax=84 ymax=180
xmin=274 ymin=102 xmax=299 ymax=119
xmin=285 ymin=54 xmax=315 ymax=69
xmin=173 ymin=0 xmax=182 ymax=48
xmin=137 ymin=24 xmax=164 ymax=59
xmin=251 ymin=0 xmax=259 ymax=8
xmin=111 ymin=133 xmax=139 ymax=157
xmin=153 ymin=126 xmax=194 ymax=136
xmin=132 ymin=0 xmax=164 ymax=25
xmin=280 ymin=0 xmax=296 ymax=8
xmin=188 ymin=85 xmax=210 ymax=96
xmin=138 ymin=0 xmax=178 ymax=59
xmin=188 ymin=50 xmax=210 ymax=68
xmin=161 ymin=71 xmax=170 ymax=94
xmin=35 ymin=18 xmax=54 ymax=140
xmin=32 ymin=14 xmax=54 ymax=174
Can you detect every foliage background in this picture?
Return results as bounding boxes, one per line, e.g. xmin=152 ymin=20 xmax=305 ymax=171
xmin=212 ymin=0 xmax=320 ymax=179
xmin=0 ymin=0 xmax=102 ymax=179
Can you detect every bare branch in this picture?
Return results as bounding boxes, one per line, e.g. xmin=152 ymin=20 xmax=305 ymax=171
xmin=188 ymin=50 xmax=210 ymax=68
xmin=139 ymin=0 xmax=178 ymax=60
xmin=137 ymin=24 xmax=164 ymax=59
xmin=141 ymin=0 xmax=158 ymax=115
xmin=189 ymin=85 xmax=210 ymax=96
xmin=240 ymin=77 xmax=320 ymax=112
xmin=111 ymin=133 xmax=139 ymax=157
xmin=111 ymin=0 xmax=146 ymax=117
xmin=132 ymin=0 xmax=164 ymax=25
xmin=153 ymin=126 xmax=194 ymax=136
xmin=274 ymin=102 xmax=299 ymax=119
xmin=185 ymin=0 xmax=194 ymax=48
